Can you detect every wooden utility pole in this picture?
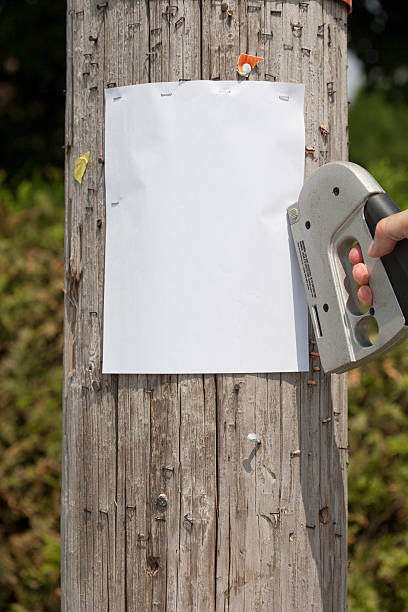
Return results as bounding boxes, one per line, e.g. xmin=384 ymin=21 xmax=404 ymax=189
xmin=62 ymin=1 xmax=349 ymax=609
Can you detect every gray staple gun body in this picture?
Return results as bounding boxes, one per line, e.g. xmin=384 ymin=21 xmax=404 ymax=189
xmin=287 ymin=162 xmax=408 ymax=374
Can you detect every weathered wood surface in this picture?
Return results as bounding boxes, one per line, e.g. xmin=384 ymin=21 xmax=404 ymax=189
xmin=62 ymin=1 xmax=349 ymax=609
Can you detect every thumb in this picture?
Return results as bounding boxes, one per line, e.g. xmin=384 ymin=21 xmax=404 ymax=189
xmin=368 ymin=209 xmax=408 ymax=258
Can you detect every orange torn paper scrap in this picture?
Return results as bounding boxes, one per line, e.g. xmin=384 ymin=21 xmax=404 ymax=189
xmin=237 ymin=53 xmax=263 ymax=77
xmin=74 ymin=151 xmax=90 ymax=184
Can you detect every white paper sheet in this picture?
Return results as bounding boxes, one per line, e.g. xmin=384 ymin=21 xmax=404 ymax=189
xmin=103 ymin=80 xmax=308 ymax=374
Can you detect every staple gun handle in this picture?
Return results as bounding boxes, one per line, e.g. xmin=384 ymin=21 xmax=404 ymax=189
xmin=364 ymin=193 xmax=408 ymax=323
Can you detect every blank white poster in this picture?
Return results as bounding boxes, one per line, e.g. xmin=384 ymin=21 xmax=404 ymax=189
xmin=103 ymin=80 xmax=308 ymax=374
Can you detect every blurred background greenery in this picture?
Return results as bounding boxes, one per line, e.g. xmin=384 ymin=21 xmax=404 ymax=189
xmin=0 ymin=0 xmax=407 ymax=610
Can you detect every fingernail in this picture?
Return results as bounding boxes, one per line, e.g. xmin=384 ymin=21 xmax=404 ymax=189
xmin=367 ymin=242 xmax=375 ymax=257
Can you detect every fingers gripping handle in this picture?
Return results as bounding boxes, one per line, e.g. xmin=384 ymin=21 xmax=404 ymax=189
xmin=364 ymin=193 xmax=408 ymax=324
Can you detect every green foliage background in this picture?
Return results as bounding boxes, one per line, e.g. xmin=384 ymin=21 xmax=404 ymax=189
xmin=0 ymin=174 xmax=63 ymax=611
xmin=1 ymin=1 xmax=408 ymax=610
xmin=348 ymin=90 xmax=408 ymax=612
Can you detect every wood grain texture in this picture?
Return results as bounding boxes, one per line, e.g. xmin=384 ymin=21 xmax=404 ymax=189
xmin=62 ymin=1 xmax=348 ymax=609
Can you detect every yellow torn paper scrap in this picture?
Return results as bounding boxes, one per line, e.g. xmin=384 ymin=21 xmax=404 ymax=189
xmin=74 ymin=151 xmax=90 ymax=184
xmin=237 ymin=53 xmax=263 ymax=76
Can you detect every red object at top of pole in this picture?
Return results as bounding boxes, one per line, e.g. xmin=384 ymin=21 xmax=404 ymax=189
xmin=343 ymin=0 xmax=352 ymax=12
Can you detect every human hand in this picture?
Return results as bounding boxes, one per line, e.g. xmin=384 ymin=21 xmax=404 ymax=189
xmin=349 ymin=210 xmax=408 ymax=306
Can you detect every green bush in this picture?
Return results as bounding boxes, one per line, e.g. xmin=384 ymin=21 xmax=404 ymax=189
xmin=348 ymin=88 xmax=408 ymax=611
xmin=0 ymin=173 xmax=63 ymax=611
xmin=348 ymin=343 xmax=408 ymax=612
